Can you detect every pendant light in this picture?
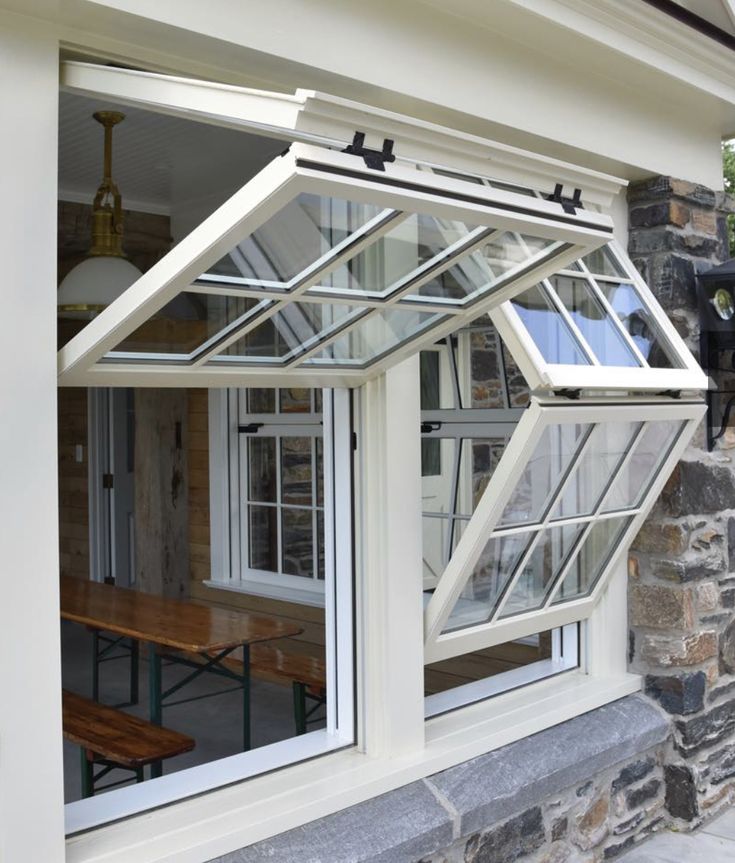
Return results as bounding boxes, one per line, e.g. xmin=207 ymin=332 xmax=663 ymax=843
xmin=58 ymin=111 xmax=142 ymax=319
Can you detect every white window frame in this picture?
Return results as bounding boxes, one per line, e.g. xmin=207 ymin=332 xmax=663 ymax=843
xmin=208 ymin=387 xmax=327 ymax=605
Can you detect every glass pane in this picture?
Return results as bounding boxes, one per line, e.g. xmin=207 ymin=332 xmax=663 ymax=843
xmin=248 ymin=438 xmax=277 ymax=502
xmin=602 ymin=420 xmax=685 ymax=513
xmin=221 ymin=301 xmax=362 ymax=362
xmin=554 ymin=517 xmax=632 ymax=601
xmin=316 ymin=437 xmax=324 ymax=508
xmin=499 ymin=423 xmax=591 ymax=527
xmin=203 ymin=194 xmax=386 ymax=289
xmin=316 ymin=510 xmax=325 ymax=581
xmin=249 ymin=505 xmax=278 ymax=571
xmin=442 ymin=531 xmax=531 ymax=633
xmin=247 ymin=388 xmax=275 ymax=413
xmin=551 ymin=275 xmax=640 ymax=367
xmin=511 ymin=284 xmax=590 ymax=365
xmin=498 ymin=522 xmax=586 ymax=617
xmin=582 ymin=246 xmax=626 ymax=278
xmin=281 ymin=437 xmax=313 ymax=506
xmin=282 ymin=508 xmax=314 ymax=578
xmin=550 ymin=421 xmax=642 ymax=520
xmin=304 ymin=308 xmax=446 ymax=366
xmin=110 ymin=293 xmax=266 ymax=356
xmin=596 ymin=282 xmax=680 ymax=369
xmin=310 ymin=213 xmax=479 ymax=300
xmin=279 ymin=388 xmax=312 ymax=413
xmin=411 ymin=232 xmax=561 ymax=305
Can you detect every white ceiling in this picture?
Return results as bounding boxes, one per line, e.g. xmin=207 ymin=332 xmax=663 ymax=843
xmin=58 ymin=91 xmax=286 ymax=235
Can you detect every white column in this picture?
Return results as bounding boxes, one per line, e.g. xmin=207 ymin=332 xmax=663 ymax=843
xmin=356 ymin=356 xmax=425 ymax=757
xmin=0 ymin=11 xmax=65 ymax=862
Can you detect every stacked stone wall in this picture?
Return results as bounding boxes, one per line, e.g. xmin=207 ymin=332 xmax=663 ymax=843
xmin=627 ymin=176 xmax=735 ymax=827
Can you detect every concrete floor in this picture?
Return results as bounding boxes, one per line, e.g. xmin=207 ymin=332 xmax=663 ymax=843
xmin=621 ymin=808 xmax=735 ymax=862
xmin=61 ymin=619 xmax=325 ymax=802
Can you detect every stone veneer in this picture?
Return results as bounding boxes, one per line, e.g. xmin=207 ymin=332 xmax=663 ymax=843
xmin=211 ymin=177 xmax=735 ymax=862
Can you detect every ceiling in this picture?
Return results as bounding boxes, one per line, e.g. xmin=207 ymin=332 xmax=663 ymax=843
xmin=58 ymin=91 xmax=287 ymax=235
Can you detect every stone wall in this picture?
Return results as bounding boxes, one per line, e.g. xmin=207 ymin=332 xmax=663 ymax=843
xmin=627 ymin=176 xmax=735 ymax=826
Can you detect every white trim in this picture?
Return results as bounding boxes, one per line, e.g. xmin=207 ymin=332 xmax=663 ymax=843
xmin=202 ymin=578 xmax=326 ymax=608
xmin=60 ymin=61 xmax=626 ymax=209
xmin=64 ymin=670 xmax=641 ymax=863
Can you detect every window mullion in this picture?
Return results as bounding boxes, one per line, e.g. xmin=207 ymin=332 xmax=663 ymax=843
xmin=540 ymin=278 xmax=600 ymax=366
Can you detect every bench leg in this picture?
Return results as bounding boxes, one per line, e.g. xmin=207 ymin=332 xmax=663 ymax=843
xmin=81 ymin=749 xmax=95 ymax=799
xmin=91 ymin=629 xmax=100 ymax=702
xmin=242 ymin=644 xmax=250 ymax=751
xmin=130 ymin=638 xmax=139 ymax=705
xmin=149 ymin=643 xmax=163 ymax=779
xmin=293 ymin=681 xmax=307 ymax=736
xmin=135 ymin=766 xmax=145 ymax=784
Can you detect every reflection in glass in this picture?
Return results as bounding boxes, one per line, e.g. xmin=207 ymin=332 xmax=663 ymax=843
xmin=306 ymin=308 xmax=446 ymax=366
xmin=442 ymin=531 xmax=531 ymax=632
xmin=248 ymin=438 xmax=276 ymax=502
xmin=602 ymin=420 xmax=685 ymax=513
xmin=582 ymin=246 xmax=626 ymax=278
xmin=279 ymin=388 xmax=312 ymax=413
xmin=550 ymin=422 xmax=642 ymax=520
xmin=249 ymin=505 xmax=278 ymax=571
xmin=247 ymin=388 xmax=276 ymax=413
xmin=511 ymin=284 xmax=589 ymax=366
xmin=498 ymin=522 xmax=586 ymax=617
xmin=281 ymin=437 xmax=313 ymax=506
xmin=499 ymin=423 xmax=591 ymax=527
xmin=204 ymin=194 xmax=386 ymax=289
xmin=555 ymin=517 xmax=632 ymax=601
xmin=597 ymin=282 xmax=679 ymax=369
xmin=420 ymin=351 xmax=441 ymax=477
xmin=282 ymin=508 xmax=314 ymax=578
xmin=551 ymin=275 xmax=640 ymax=367
xmin=111 ymin=294 xmax=266 ymax=356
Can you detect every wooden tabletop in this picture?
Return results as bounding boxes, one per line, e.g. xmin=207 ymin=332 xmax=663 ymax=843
xmin=60 ymin=576 xmax=302 ymax=652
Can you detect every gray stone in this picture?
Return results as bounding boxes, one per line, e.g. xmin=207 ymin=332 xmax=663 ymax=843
xmin=664 ymin=765 xmax=699 ymax=821
xmin=428 ymin=696 xmax=668 ymax=837
xmin=466 ymin=808 xmax=544 ymax=863
xmin=611 ymin=758 xmax=655 ymax=794
xmin=614 ymin=812 xmax=645 ymax=835
xmin=720 ymin=619 xmax=735 ymax=675
xmin=676 ymin=699 xmax=735 ymax=756
xmin=703 ymin=744 xmax=735 ymax=785
xmin=660 ymin=461 xmax=735 ymax=517
xmin=603 ymin=836 xmax=636 ymax=859
xmin=551 ymin=817 xmax=568 ymax=842
xmin=645 ymin=673 xmax=706 ymax=715
xmin=625 ymin=779 xmax=661 ymax=810
xmin=207 ymin=780 xmax=454 ymax=863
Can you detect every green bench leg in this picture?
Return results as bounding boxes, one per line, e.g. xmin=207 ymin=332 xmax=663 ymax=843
xmin=293 ymin=681 xmax=307 ymax=735
xmin=80 ymin=749 xmax=95 ymax=799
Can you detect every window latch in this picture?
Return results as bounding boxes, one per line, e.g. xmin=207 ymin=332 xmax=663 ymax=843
xmin=421 ymin=421 xmax=442 ymax=433
xmin=238 ymin=423 xmax=264 ymax=434
xmin=342 ymin=132 xmax=396 ymax=171
xmin=546 ymin=183 xmax=583 ymax=215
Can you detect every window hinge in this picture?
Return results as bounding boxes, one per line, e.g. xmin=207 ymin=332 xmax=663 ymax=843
xmin=546 ymin=183 xmax=583 ymax=215
xmin=352 ymin=431 xmax=358 ymax=451
xmin=342 ymin=132 xmax=396 ymax=171
xmin=238 ymin=423 xmax=264 ymax=434
xmin=421 ymin=421 xmax=442 ymax=433
xmin=555 ymin=388 xmax=581 ymax=400
xmin=656 ymin=390 xmax=682 ymax=399
xmin=102 ymin=473 xmax=114 ymax=489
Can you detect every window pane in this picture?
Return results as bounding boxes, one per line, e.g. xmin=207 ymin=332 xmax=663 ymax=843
xmin=282 ymin=508 xmax=314 ymax=578
xmin=554 ymin=517 xmax=632 ymax=601
xmin=279 ymin=388 xmax=313 ymax=413
xmin=281 ymin=437 xmax=313 ymax=506
xmin=596 ymin=282 xmax=680 ymax=369
xmin=551 ymin=275 xmax=640 ymax=367
xmin=204 ymin=193 xmax=386 ymax=289
xmin=248 ymin=505 xmax=278 ymax=571
xmin=110 ymin=294 xmax=267 ymax=356
xmin=549 ymin=421 xmax=642 ymax=520
xmin=581 ymin=246 xmax=626 ymax=278
xmin=511 ymin=284 xmax=589 ymax=365
xmin=316 ymin=510 xmax=325 ymax=581
xmin=421 ymin=351 xmax=442 ymax=477
xmin=411 ymin=232 xmax=562 ymax=305
xmin=498 ymin=522 xmax=586 ymax=617
xmin=304 ymin=308 xmax=447 ymax=366
xmin=442 ymin=532 xmax=531 ymax=633
xmin=602 ymin=420 xmax=685 ymax=513
xmin=499 ymin=423 xmax=591 ymax=527
xmin=247 ymin=388 xmax=276 ymax=413
xmin=247 ymin=438 xmax=276 ymax=502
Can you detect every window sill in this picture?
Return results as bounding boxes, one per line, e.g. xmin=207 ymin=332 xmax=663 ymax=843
xmin=65 ymin=671 xmax=645 ymax=863
xmin=203 ymin=578 xmax=326 ymax=608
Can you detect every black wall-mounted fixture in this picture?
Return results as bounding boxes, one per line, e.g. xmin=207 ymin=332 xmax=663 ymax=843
xmin=697 ymin=259 xmax=735 ymax=449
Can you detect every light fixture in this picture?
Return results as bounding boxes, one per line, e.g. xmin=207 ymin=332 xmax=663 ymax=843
xmin=58 ymin=111 xmax=142 ymax=319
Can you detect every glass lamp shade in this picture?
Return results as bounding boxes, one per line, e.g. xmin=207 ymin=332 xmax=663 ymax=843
xmin=58 ymin=255 xmax=142 ymax=320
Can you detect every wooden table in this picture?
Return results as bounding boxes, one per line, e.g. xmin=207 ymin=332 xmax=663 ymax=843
xmin=60 ymin=576 xmax=302 ymax=775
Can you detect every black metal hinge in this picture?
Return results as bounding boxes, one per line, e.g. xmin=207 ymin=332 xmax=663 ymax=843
xmin=546 ymin=183 xmax=583 ymax=215
xmin=238 ymin=423 xmax=264 ymax=434
xmin=102 ymin=473 xmax=114 ymax=489
xmin=342 ymin=132 xmax=396 ymax=171
xmin=555 ymin=389 xmax=581 ymax=400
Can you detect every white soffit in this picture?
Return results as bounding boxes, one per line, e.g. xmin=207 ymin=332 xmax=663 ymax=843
xmin=60 ymin=61 xmax=626 ymax=209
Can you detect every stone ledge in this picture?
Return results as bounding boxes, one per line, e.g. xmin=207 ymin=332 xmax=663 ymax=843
xmin=207 ymin=695 xmax=670 ymax=863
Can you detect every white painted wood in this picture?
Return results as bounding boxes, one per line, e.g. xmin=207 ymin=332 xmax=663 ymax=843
xmin=0 ymin=11 xmax=65 ymax=863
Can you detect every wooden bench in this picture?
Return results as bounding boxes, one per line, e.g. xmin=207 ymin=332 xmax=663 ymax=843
xmin=250 ymin=645 xmax=326 ymax=735
xmin=62 ymin=690 xmax=195 ymax=797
